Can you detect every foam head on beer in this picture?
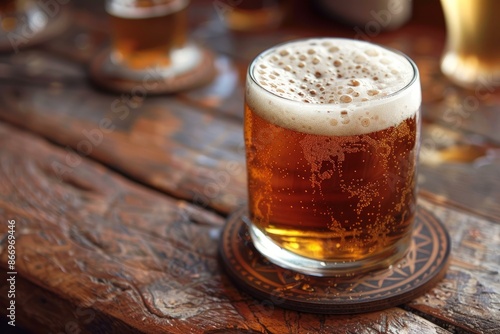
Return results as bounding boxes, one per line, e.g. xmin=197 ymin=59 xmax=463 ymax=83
xmin=107 ymin=0 xmax=188 ymax=19
xmin=246 ymin=38 xmax=420 ymax=136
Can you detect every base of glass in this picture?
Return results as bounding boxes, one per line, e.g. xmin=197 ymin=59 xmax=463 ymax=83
xmin=219 ymin=205 xmax=451 ymax=314
xmin=89 ymin=42 xmax=216 ymax=94
xmin=441 ymin=51 xmax=500 ymax=89
xmin=104 ymin=43 xmax=203 ymax=81
xmin=247 ymin=220 xmax=411 ymax=277
xmin=222 ymin=6 xmax=285 ymax=32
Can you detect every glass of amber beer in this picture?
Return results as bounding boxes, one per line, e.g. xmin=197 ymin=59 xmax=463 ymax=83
xmin=440 ymin=0 xmax=500 ymax=88
xmin=0 ymin=0 xmax=48 ymax=49
xmin=93 ymin=0 xmax=214 ymax=93
xmin=244 ymin=38 xmax=421 ymax=276
xmin=106 ymin=0 xmax=192 ymax=72
xmin=0 ymin=0 xmax=17 ymax=32
xmin=219 ymin=0 xmax=286 ymax=32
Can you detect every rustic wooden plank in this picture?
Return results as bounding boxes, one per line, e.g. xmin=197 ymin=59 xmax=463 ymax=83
xmin=0 ymin=55 xmax=247 ymax=214
xmin=406 ymin=200 xmax=500 ymax=334
xmin=0 ymin=123 xmax=452 ymax=333
xmin=0 ymin=274 xmax=139 ymax=333
xmin=418 ymin=121 xmax=500 ymax=222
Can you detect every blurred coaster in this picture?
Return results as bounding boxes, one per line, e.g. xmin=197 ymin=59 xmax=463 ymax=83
xmin=219 ymin=206 xmax=451 ymax=314
xmin=89 ymin=43 xmax=216 ymax=94
xmin=0 ymin=8 xmax=70 ymax=53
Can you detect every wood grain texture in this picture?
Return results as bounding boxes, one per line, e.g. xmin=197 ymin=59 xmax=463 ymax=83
xmin=0 ymin=123 xmax=452 ymax=333
xmin=408 ymin=201 xmax=500 ymax=334
xmin=0 ymin=0 xmax=498 ymax=332
xmin=0 ymin=55 xmax=247 ymax=214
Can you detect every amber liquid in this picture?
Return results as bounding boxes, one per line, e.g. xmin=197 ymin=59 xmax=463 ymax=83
xmin=0 ymin=0 xmax=18 ymax=32
xmin=223 ymin=0 xmax=285 ymax=31
xmin=108 ymin=0 xmax=188 ymax=70
xmin=245 ymin=104 xmax=418 ymax=261
xmin=440 ymin=0 xmax=500 ymax=86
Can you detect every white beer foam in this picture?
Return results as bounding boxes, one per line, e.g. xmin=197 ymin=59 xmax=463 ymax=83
xmin=107 ymin=0 xmax=188 ymax=19
xmin=246 ymin=38 xmax=421 ymax=136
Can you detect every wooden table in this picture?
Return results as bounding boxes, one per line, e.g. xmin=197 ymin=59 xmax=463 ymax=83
xmin=1 ymin=0 xmax=499 ymax=333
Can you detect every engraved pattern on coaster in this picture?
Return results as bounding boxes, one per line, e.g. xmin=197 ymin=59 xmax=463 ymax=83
xmin=219 ymin=206 xmax=451 ymax=314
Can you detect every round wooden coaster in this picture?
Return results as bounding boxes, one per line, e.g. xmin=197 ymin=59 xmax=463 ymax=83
xmin=0 ymin=9 xmax=70 ymax=53
xmin=219 ymin=206 xmax=451 ymax=314
xmin=88 ymin=44 xmax=216 ymax=95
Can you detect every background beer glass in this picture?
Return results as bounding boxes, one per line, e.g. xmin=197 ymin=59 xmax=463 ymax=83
xmin=0 ymin=0 xmax=48 ymax=47
xmin=244 ymin=38 xmax=421 ymax=276
xmin=440 ymin=0 xmax=500 ymax=88
xmin=106 ymin=0 xmax=189 ymax=70
xmin=0 ymin=0 xmax=18 ymax=32
xmin=219 ymin=0 xmax=286 ymax=32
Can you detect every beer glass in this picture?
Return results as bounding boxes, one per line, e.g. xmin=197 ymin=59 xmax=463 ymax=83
xmin=106 ymin=0 xmax=190 ymax=71
xmin=244 ymin=38 xmax=421 ymax=276
xmin=219 ymin=0 xmax=286 ymax=32
xmin=0 ymin=0 xmax=48 ymax=50
xmin=0 ymin=1 xmax=17 ymax=32
xmin=440 ymin=0 xmax=500 ymax=88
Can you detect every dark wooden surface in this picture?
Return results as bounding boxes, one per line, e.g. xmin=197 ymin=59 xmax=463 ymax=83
xmin=0 ymin=0 xmax=499 ymax=333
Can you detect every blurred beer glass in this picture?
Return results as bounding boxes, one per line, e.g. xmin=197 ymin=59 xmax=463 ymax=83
xmin=106 ymin=0 xmax=189 ymax=70
xmin=0 ymin=0 xmax=48 ymax=43
xmin=440 ymin=0 xmax=500 ymax=88
xmin=0 ymin=0 xmax=17 ymax=32
xmin=218 ymin=0 xmax=286 ymax=32
xmin=316 ymin=0 xmax=413 ymax=31
xmin=244 ymin=38 xmax=421 ymax=276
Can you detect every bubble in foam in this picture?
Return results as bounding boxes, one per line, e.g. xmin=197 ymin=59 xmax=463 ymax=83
xmin=340 ymin=95 xmax=353 ymax=103
xmin=280 ymin=50 xmax=290 ymax=57
xmin=329 ymin=46 xmax=340 ymax=53
xmin=247 ymin=38 xmax=420 ymax=136
xmin=354 ymin=55 xmax=367 ymax=64
xmin=365 ymin=49 xmax=379 ymax=57
xmin=349 ymin=80 xmax=360 ymax=87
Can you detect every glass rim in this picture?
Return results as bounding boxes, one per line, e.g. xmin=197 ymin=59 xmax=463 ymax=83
xmin=247 ymin=37 xmax=419 ymax=109
xmin=105 ymin=0 xmax=190 ymax=18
